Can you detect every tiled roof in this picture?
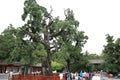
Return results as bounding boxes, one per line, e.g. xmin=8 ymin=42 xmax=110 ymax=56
xmin=89 ymin=59 xmax=104 ymax=64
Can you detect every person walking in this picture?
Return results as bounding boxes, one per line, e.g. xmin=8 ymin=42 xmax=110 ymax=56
xmin=66 ymin=72 xmax=71 ymax=80
xmin=80 ymin=71 xmax=83 ymax=80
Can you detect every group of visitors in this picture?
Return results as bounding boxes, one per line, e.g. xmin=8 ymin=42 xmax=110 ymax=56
xmin=58 ymin=70 xmax=107 ymax=80
xmin=65 ymin=71 xmax=92 ymax=80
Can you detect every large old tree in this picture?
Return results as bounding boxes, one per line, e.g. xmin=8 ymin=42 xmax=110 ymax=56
xmin=0 ymin=0 xmax=88 ymax=75
xmin=20 ymin=0 xmax=88 ymax=75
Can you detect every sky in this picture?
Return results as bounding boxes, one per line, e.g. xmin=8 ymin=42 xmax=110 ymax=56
xmin=0 ymin=0 xmax=120 ymax=55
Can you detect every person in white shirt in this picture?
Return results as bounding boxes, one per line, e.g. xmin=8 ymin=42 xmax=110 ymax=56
xmin=92 ymin=74 xmax=100 ymax=80
xmin=59 ymin=73 xmax=63 ymax=80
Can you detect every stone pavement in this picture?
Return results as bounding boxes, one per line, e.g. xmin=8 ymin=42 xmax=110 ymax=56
xmin=102 ymin=77 xmax=120 ymax=80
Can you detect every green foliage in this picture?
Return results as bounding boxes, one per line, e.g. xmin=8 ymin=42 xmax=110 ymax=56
xmin=0 ymin=25 xmax=18 ymax=63
xmin=102 ymin=34 xmax=120 ymax=75
xmin=52 ymin=61 xmax=65 ymax=72
xmin=70 ymin=54 xmax=94 ymax=72
xmin=88 ymin=54 xmax=102 ymax=59
xmin=49 ymin=9 xmax=88 ymax=73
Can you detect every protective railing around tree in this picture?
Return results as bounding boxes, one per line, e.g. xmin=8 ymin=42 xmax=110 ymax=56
xmin=12 ymin=74 xmax=66 ymax=80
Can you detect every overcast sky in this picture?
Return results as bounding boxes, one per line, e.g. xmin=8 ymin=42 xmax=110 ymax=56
xmin=0 ymin=0 xmax=120 ymax=55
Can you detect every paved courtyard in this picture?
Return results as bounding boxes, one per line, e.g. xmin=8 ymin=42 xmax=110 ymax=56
xmin=102 ymin=77 xmax=120 ymax=80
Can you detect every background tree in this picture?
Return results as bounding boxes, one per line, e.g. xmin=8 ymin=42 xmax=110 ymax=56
xmin=102 ymin=34 xmax=120 ymax=75
xmin=87 ymin=53 xmax=102 ymax=59
xmin=0 ymin=25 xmax=18 ymax=63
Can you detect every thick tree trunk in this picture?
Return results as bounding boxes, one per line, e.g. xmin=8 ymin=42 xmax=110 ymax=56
xmin=43 ymin=19 xmax=53 ymax=75
xmin=46 ymin=54 xmax=52 ymax=75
